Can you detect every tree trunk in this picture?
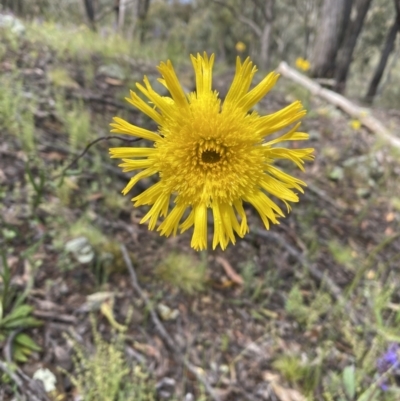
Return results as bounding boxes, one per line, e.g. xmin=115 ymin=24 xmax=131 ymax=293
xmin=334 ymin=0 xmax=373 ymax=93
xmin=118 ymin=0 xmax=127 ymax=33
xmin=138 ymin=0 xmax=150 ymax=20
xmin=365 ymin=0 xmax=400 ymax=103
xmin=259 ymin=0 xmax=274 ymax=69
xmin=114 ymin=0 xmax=120 ymax=31
xmin=82 ymin=0 xmax=96 ymax=31
xmin=338 ymin=0 xmax=354 ymax=49
xmin=138 ymin=0 xmax=151 ymax=42
xmin=311 ymin=0 xmax=348 ymax=78
xmin=127 ymin=0 xmax=139 ymax=39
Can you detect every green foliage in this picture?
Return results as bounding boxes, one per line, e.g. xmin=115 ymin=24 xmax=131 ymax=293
xmin=0 ymin=253 xmax=42 ymax=362
xmin=66 ymin=319 xmax=157 ymax=401
xmin=285 ymin=285 xmax=331 ymax=329
xmin=272 ymin=354 xmax=321 ymax=394
xmin=155 ymin=252 xmax=207 ymax=294
xmin=327 ymin=240 xmax=355 ymax=270
xmin=55 ymin=96 xmax=91 ymax=151
xmin=25 ymin=21 xmax=169 ymax=62
xmin=20 ymin=109 xmax=36 ymax=153
xmin=0 ymin=76 xmax=37 ymax=155
xmin=48 ymin=67 xmax=79 ymax=89
xmin=25 ymin=163 xmax=46 ymax=210
xmin=0 ymin=77 xmax=21 ymax=135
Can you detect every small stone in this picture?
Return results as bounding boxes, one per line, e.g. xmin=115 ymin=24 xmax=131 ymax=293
xmin=32 ymin=368 xmax=57 ymax=392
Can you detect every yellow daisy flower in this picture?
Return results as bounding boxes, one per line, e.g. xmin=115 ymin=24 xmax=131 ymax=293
xmin=295 ymin=57 xmax=311 ymax=72
xmin=350 ymin=119 xmax=361 ymax=130
xmin=110 ymin=53 xmax=314 ymax=251
xmin=235 ymin=41 xmax=246 ymax=53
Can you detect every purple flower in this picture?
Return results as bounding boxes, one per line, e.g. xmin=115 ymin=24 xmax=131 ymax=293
xmin=377 ymin=343 xmax=400 ymax=391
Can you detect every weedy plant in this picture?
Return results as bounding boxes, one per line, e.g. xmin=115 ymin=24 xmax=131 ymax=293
xmin=0 ymin=77 xmax=21 ymax=135
xmin=54 ymin=95 xmax=92 ymax=151
xmin=64 ymin=318 xmax=158 ymax=401
xmin=0 ymin=252 xmax=42 ymax=362
xmin=272 ymin=353 xmax=322 ymax=395
xmin=155 ymin=252 xmax=207 ymax=294
xmin=285 ymin=285 xmax=332 ymax=330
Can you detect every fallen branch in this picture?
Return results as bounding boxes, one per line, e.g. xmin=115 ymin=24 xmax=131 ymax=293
xmin=120 ymin=245 xmax=222 ymax=401
xmin=276 ymin=61 xmax=400 ymax=150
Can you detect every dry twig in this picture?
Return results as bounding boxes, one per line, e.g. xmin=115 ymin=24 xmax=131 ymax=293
xmin=0 ymin=359 xmax=50 ymax=401
xmin=252 ymin=228 xmax=362 ymax=325
xmin=120 ymin=245 xmax=222 ymax=401
xmin=254 ymin=229 xmax=342 ymax=299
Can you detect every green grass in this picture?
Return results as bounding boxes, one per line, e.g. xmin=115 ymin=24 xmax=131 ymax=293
xmin=25 ymin=21 xmax=174 ymax=63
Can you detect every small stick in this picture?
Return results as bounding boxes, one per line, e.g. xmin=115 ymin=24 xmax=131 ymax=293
xmin=120 ymin=245 xmax=221 ymax=401
xmin=0 ymin=359 xmax=49 ymax=401
xmin=253 ymin=229 xmax=362 ymax=325
xmin=254 ymin=229 xmax=342 ymax=299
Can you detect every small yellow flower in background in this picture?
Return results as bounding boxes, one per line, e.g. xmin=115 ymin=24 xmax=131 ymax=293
xmin=350 ymin=119 xmax=361 ymax=130
xmin=110 ymin=53 xmax=314 ymax=251
xmin=235 ymin=41 xmax=246 ymax=53
xmin=295 ymin=57 xmax=311 ymax=72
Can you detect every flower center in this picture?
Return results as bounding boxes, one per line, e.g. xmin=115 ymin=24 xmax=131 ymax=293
xmin=196 ymin=140 xmax=227 ymax=169
xmin=201 ymin=149 xmax=221 ymax=164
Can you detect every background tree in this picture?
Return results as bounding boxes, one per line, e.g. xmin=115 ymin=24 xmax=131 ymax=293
xmin=311 ymin=0 xmax=350 ymax=78
xmin=365 ymin=0 xmax=400 ymax=103
xmin=334 ymin=0 xmax=373 ymax=93
xmin=1 ymin=0 xmax=24 ymax=15
xmin=82 ymin=0 xmax=97 ymax=31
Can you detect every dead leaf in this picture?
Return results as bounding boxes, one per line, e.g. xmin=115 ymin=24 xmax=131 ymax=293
xmin=385 ymin=227 xmax=394 ymax=236
xmin=271 ymin=382 xmax=306 ymax=401
xmin=100 ymin=300 xmax=127 ymax=332
xmin=386 ymin=212 xmax=395 ymax=222
xmin=41 ymin=151 xmax=65 ymax=161
xmin=86 ymin=192 xmax=104 ymax=201
xmin=366 ymin=270 xmax=375 ymax=279
xmin=133 ymin=341 xmax=159 ymax=358
xmin=216 ymin=256 xmax=244 ymax=285
xmin=64 ymin=177 xmax=79 ymax=190
xmin=105 ymin=77 xmax=123 ymax=86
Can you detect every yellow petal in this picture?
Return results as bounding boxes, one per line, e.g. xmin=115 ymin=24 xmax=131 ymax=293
xmin=158 ymin=203 xmax=187 ymax=236
xmin=109 ymin=147 xmax=157 ymax=158
xmin=191 ymin=203 xmax=208 ymax=250
xmin=157 ymin=60 xmax=189 ymax=109
xmin=110 ymin=117 xmax=160 ymax=142
xmin=121 ymin=168 xmax=158 ymax=195
xmin=239 ymin=72 xmax=279 ymax=112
